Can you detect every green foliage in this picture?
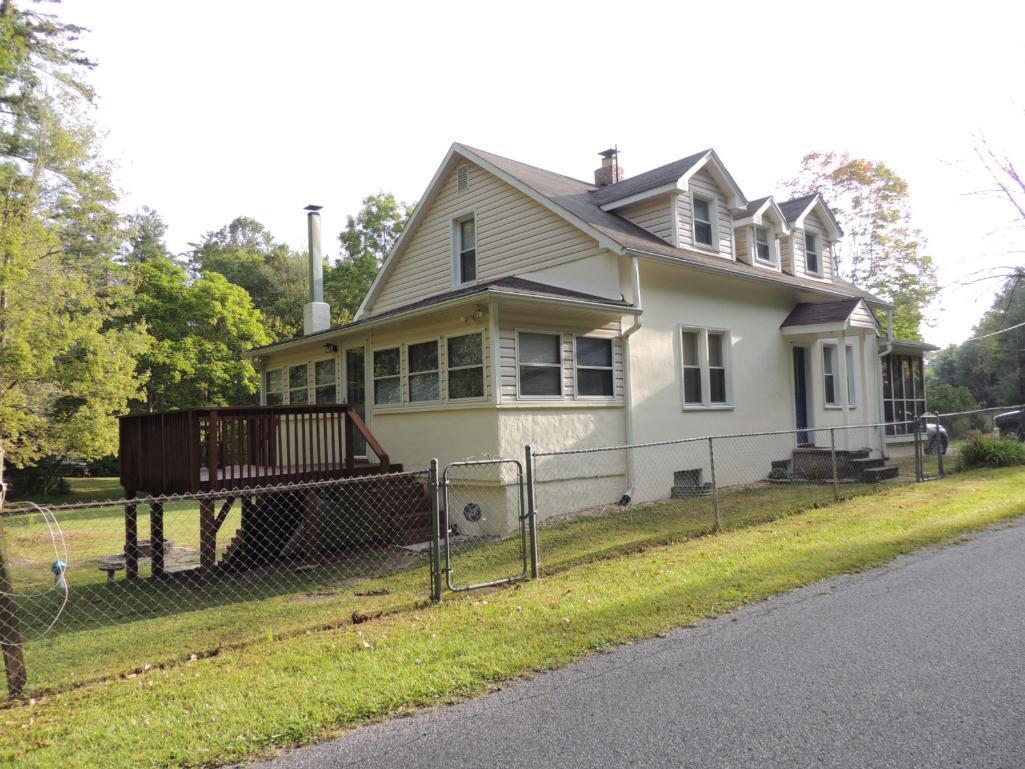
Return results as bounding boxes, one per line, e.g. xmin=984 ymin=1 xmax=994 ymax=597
xmin=325 ymin=192 xmax=413 ymax=323
xmin=925 ymin=382 xmax=985 ymax=437
xmin=929 ymin=272 xmax=1025 ymax=407
xmin=957 ymin=433 xmax=1025 ymax=469
xmin=784 ymin=152 xmax=938 ymax=340
xmin=131 ymin=256 xmax=270 ymax=410
xmin=188 ymin=217 xmax=307 ymax=339
xmin=5 ymin=457 xmax=71 ymax=498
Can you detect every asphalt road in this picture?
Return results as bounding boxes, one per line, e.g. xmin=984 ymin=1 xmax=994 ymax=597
xmin=243 ymin=520 xmax=1025 ymax=769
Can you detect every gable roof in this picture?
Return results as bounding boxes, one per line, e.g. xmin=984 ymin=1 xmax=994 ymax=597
xmin=589 ymin=150 xmax=709 ymax=206
xmin=781 ymin=299 xmax=861 ymax=327
xmin=732 ymin=196 xmax=791 ymax=233
xmin=355 ymin=144 xmax=886 ymax=320
xmin=250 ymin=276 xmax=635 ymax=355
xmin=778 ymin=193 xmax=844 ymax=239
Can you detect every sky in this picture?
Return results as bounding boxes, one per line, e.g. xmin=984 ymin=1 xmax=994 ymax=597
xmin=56 ymin=0 xmax=1025 ymax=347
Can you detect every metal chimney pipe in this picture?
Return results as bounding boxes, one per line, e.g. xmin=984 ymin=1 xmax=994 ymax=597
xmin=305 ymin=204 xmax=324 ymax=303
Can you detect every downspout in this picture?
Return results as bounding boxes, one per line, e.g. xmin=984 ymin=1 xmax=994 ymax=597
xmin=620 ymin=255 xmax=643 ymax=505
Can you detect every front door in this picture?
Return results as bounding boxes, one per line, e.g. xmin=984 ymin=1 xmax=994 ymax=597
xmin=793 ymin=346 xmax=810 ymax=445
xmin=344 ymin=346 xmax=368 ymax=458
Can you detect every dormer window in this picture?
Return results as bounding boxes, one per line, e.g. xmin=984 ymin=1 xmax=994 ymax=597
xmin=754 ymin=226 xmax=773 ymax=264
xmin=455 ymin=215 xmax=477 ymax=285
xmin=692 ymin=197 xmax=715 ymax=247
xmin=805 ymin=232 xmax=821 ymax=275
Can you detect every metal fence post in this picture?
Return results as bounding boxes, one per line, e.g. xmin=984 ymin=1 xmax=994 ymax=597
xmin=0 ymin=512 xmax=26 ymax=698
xmin=937 ymin=416 xmax=946 ymax=478
xmin=707 ymin=437 xmax=721 ymax=532
xmin=525 ymin=445 xmax=540 ymax=579
xmin=913 ymin=417 xmax=923 ymax=482
xmin=829 ymin=428 xmax=839 ymax=502
xmin=428 ymin=458 xmax=443 ymax=603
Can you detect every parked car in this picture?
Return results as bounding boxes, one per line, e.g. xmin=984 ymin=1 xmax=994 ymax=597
xmin=924 ymin=422 xmax=949 ymax=455
xmin=995 ymin=410 xmax=1025 ymax=441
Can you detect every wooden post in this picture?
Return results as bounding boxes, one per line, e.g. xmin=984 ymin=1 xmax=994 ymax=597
xmin=199 ymin=498 xmax=217 ymax=573
xmin=344 ymin=412 xmax=355 ymax=474
xmin=150 ymin=501 xmax=165 ymax=578
xmin=125 ymin=491 xmax=139 ymax=580
xmin=302 ymin=489 xmax=320 ymax=562
xmin=0 ymin=524 xmax=27 ymax=698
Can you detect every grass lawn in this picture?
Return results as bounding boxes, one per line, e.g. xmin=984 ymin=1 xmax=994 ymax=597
xmin=0 ymin=467 xmax=1021 ymax=769
xmin=7 ymin=476 xmax=126 ymax=507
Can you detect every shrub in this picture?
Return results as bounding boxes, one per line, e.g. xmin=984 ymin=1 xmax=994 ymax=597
xmin=5 ymin=457 xmax=73 ymax=498
xmin=957 ymin=433 xmax=1025 ymax=470
xmin=87 ymin=454 xmax=120 ymax=476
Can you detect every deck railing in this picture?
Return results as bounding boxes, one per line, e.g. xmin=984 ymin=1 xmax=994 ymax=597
xmin=119 ymin=405 xmax=389 ymax=494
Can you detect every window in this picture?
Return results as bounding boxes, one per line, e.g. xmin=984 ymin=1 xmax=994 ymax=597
xmin=518 ymin=332 xmax=562 ymax=397
xmin=693 ymin=197 xmax=714 ymax=247
xmin=314 ymin=359 xmax=337 ymax=404
xmin=883 ymin=353 xmax=926 ymax=435
xmin=407 ymin=341 xmax=440 ymax=402
xmin=822 ymin=344 xmax=837 ymax=405
xmin=373 ymin=348 xmax=401 ymax=405
xmin=680 ymin=327 xmax=731 ymax=407
xmin=265 ymin=368 xmax=283 ymax=406
xmin=754 ymin=226 xmax=772 ymax=263
xmin=805 ymin=232 xmax=821 ymax=275
xmin=456 ymin=216 xmax=476 ymax=284
xmin=288 ymin=364 xmax=308 ymax=405
xmin=575 ymin=337 xmax=614 ymax=397
xmin=447 ymin=332 xmax=485 ymax=400
xmin=845 ymin=345 xmax=856 ymax=408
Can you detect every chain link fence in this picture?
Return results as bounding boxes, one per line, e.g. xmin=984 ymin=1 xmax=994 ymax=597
xmin=919 ymin=404 xmax=1025 ymax=479
xmin=0 ymin=470 xmax=434 ymax=697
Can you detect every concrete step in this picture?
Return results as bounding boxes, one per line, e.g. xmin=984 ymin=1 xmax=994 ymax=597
xmin=860 ymin=465 xmax=899 ymax=483
xmin=850 ymin=457 xmax=884 ymax=471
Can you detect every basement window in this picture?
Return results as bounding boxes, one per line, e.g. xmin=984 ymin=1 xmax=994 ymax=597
xmin=373 ymin=348 xmax=401 ymax=405
xmin=407 ymin=340 xmax=440 ymax=402
xmin=288 ymin=364 xmax=309 ymax=405
xmin=265 ymin=368 xmax=283 ymax=406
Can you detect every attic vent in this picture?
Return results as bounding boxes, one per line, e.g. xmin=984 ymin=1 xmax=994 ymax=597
xmin=457 ymin=164 xmax=469 ymax=191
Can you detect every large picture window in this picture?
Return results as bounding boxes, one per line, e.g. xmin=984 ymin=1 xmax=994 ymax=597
xmin=518 ymin=332 xmax=562 ymax=397
xmin=575 ymin=337 xmax=614 ymax=397
xmin=407 ymin=340 xmax=440 ymax=402
xmin=373 ymin=348 xmax=401 ymax=405
xmin=288 ymin=364 xmax=309 ymax=405
xmin=265 ymin=368 xmax=283 ymax=406
xmin=447 ymin=332 xmax=484 ymax=399
xmin=680 ymin=327 xmax=731 ymax=407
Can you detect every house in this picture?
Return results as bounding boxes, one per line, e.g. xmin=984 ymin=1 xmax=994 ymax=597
xmin=120 ymin=142 xmax=934 ymax=563
xmin=227 ymin=143 xmax=932 ymax=534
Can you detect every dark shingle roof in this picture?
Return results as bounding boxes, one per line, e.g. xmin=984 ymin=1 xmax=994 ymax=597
xmin=589 ymin=150 xmax=710 ymax=206
xmin=780 ymin=299 xmax=861 ymax=328
xmin=736 ymin=196 xmax=772 ymax=217
xmin=462 ymin=146 xmax=884 ymax=306
xmin=249 ymin=277 xmax=632 ymax=353
xmin=778 ymin=194 xmax=818 ymax=225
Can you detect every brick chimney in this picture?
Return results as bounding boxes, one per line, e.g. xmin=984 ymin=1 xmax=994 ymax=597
xmin=594 ymin=147 xmax=625 ymax=187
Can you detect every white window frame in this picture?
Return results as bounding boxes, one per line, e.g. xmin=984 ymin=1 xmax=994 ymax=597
xmin=804 ymin=231 xmax=823 ymax=277
xmin=753 ymin=225 xmax=777 ymax=266
xmin=690 ymin=193 xmax=719 ymax=251
xmin=264 ymin=367 xmax=284 ymax=406
xmin=678 ymin=325 xmax=733 ymax=409
xmin=372 ymin=346 xmax=402 ymax=407
xmin=406 ymin=337 xmax=441 ymax=404
xmin=845 ymin=343 xmax=857 ymax=408
xmin=286 ymin=362 xmax=310 ymax=405
xmin=311 ymin=355 xmax=338 ymax=405
xmin=452 ymin=210 xmax=478 ymax=287
xmin=573 ymin=335 xmax=616 ymax=400
xmin=445 ymin=330 xmax=487 ymax=402
xmin=822 ymin=342 xmax=840 ymax=407
xmin=515 ymin=329 xmax=564 ymax=400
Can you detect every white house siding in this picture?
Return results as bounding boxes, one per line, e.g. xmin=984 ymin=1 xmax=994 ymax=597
xmin=780 ymin=233 xmax=795 ymax=274
xmin=369 ymin=161 xmax=604 ymax=315
xmin=518 ymin=250 xmax=623 ymax=302
xmin=734 ymin=225 xmax=751 ymax=264
xmin=795 ymin=210 xmax=834 ymax=279
xmin=676 ymin=168 xmax=734 ymax=259
xmin=849 ymin=301 xmax=878 ymax=330
xmin=618 ymin=195 xmax=676 ymax=243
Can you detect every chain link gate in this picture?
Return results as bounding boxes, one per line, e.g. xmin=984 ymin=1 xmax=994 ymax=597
xmin=432 ymin=457 xmax=532 ymax=594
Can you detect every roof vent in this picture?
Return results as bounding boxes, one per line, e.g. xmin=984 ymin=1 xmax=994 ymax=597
xmin=594 ymin=147 xmax=625 ymax=187
xmin=457 ymin=164 xmax=469 ymax=191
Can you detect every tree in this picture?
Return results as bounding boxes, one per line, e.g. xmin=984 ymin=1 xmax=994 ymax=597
xmin=131 ymin=256 xmax=270 ymax=411
xmin=324 ymin=192 xmax=413 ymax=323
xmin=187 ymin=216 xmax=307 ymax=339
xmin=783 ymin=153 xmax=938 ymax=340
xmin=1 ymin=1 xmax=148 ymax=486
xmin=124 ymin=206 xmax=169 ymax=263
